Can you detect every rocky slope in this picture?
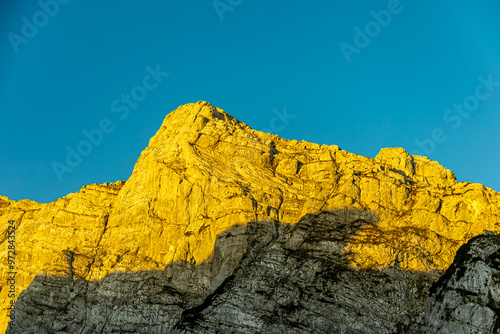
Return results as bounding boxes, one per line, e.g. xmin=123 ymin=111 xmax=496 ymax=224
xmin=7 ymin=210 xmax=441 ymax=333
xmin=2 ymin=101 xmax=500 ymax=332
xmin=425 ymin=232 xmax=500 ymax=333
xmin=7 ymin=211 xmax=500 ymax=333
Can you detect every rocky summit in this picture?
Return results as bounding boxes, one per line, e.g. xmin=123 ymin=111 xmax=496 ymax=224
xmin=1 ymin=101 xmax=500 ymax=333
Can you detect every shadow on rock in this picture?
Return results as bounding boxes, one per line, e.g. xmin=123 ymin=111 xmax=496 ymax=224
xmin=7 ymin=209 xmax=441 ymax=334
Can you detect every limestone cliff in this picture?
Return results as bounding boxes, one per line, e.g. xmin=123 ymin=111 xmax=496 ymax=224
xmin=1 ymin=101 xmax=500 ymax=332
xmin=425 ymin=232 xmax=500 ymax=333
xmin=7 ymin=210 xmax=441 ymax=333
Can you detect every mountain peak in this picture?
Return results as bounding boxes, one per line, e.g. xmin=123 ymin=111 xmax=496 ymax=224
xmin=163 ymin=101 xmax=243 ymax=128
xmin=102 ymin=101 xmax=493 ymax=273
xmin=177 ymin=101 xmax=229 ymax=120
xmin=191 ymin=101 xmax=233 ymax=121
xmin=145 ymin=101 xmax=251 ymax=149
xmin=2 ymin=102 xmax=500 ymax=333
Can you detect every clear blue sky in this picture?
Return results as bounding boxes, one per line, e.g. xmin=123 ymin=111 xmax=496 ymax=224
xmin=1 ymin=1 xmax=500 ymax=203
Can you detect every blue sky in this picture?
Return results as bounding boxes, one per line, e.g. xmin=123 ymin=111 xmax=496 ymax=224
xmin=1 ymin=1 xmax=500 ymax=203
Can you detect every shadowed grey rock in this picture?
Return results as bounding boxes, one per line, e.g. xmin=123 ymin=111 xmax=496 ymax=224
xmin=174 ymin=210 xmax=440 ymax=334
xmin=424 ymin=232 xmax=500 ymax=333
xmin=8 ymin=210 xmax=446 ymax=333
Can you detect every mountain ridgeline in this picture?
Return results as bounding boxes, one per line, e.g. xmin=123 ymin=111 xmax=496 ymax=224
xmin=1 ymin=101 xmax=500 ymax=333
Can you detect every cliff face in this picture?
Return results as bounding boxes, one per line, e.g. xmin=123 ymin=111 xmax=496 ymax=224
xmin=425 ymin=232 xmax=500 ymax=333
xmin=6 ymin=212 xmax=499 ymax=333
xmin=0 ymin=183 xmax=123 ymax=332
xmin=2 ymin=101 xmax=500 ymax=332
xmin=7 ymin=210 xmax=441 ymax=333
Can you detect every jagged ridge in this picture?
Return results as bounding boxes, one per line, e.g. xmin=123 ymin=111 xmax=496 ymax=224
xmin=1 ymin=101 xmax=500 ymax=332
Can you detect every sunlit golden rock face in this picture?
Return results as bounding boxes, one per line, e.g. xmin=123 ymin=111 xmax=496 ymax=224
xmin=1 ymin=101 xmax=499 ymax=332
xmin=0 ymin=182 xmax=123 ymax=332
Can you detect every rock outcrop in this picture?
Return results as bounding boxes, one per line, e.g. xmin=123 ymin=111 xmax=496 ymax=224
xmin=7 ymin=210 xmax=442 ymax=333
xmin=425 ymin=232 xmax=500 ymax=333
xmin=2 ymin=101 xmax=500 ymax=332
xmin=175 ymin=210 xmax=441 ymax=334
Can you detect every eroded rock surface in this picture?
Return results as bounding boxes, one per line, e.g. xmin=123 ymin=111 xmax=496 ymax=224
xmin=8 ymin=210 xmax=441 ymax=333
xmin=175 ymin=210 xmax=441 ymax=334
xmin=2 ymin=101 xmax=500 ymax=332
xmin=425 ymin=232 xmax=500 ymax=333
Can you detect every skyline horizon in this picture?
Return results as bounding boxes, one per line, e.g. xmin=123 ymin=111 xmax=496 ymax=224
xmin=4 ymin=99 xmax=499 ymax=203
xmin=2 ymin=1 xmax=500 ymax=202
